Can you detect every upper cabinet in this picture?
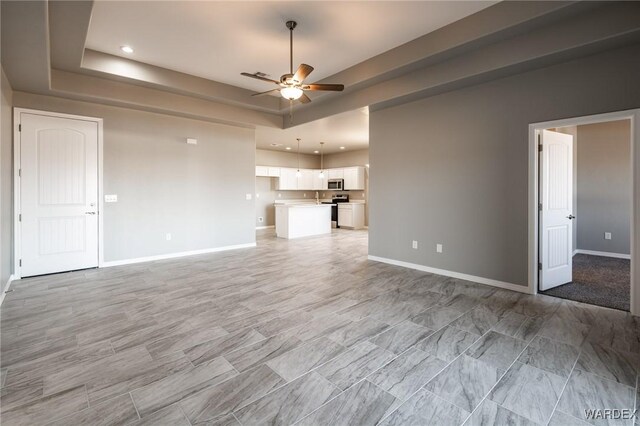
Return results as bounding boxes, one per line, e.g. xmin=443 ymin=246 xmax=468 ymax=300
xmin=278 ymin=168 xmax=298 ymax=190
xmin=299 ymin=169 xmax=314 ymax=190
xmin=257 ymin=166 xmax=282 ymax=177
xmin=328 ymin=169 xmax=344 ymax=179
xmin=268 ymin=167 xmax=280 ymax=177
xmin=259 ymin=165 xmax=365 ymax=191
xmin=255 ymin=166 xmax=269 ymax=177
xmin=343 ymin=166 xmax=366 ymax=190
xmin=313 ymin=170 xmax=328 ymax=190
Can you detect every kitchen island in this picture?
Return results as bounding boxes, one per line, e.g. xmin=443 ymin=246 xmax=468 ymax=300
xmin=275 ymin=203 xmax=333 ymax=239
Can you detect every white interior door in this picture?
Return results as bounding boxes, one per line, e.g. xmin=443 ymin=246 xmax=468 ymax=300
xmin=540 ymin=129 xmax=574 ymax=290
xmin=20 ymin=113 xmax=99 ymax=277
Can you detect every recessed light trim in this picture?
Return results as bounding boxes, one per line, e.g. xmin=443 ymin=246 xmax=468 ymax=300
xmin=313 ymin=150 xmax=319 ymax=154
xmin=120 ymin=45 xmax=134 ymax=54
xmin=285 ymin=147 xmax=292 ymax=150
xmin=340 ymin=146 xmax=346 ymax=150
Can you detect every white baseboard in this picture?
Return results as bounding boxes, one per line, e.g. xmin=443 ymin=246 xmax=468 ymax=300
xmin=0 ymin=274 xmax=17 ymax=307
xmin=256 ymin=225 xmax=275 ymax=230
xmin=574 ymin=249 xmax=631 ymax=260
xmin=368 ymin=255 xmax=531 ymax=294
xmin=101 ymin=243 xmax=257 ymax=267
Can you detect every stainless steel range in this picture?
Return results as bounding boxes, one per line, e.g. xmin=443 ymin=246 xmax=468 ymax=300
xmin=322 ymin=194 xmax=349 ymax=228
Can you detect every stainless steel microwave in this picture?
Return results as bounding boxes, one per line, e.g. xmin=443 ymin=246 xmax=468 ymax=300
xmin=328 ymin=179 xmax=344 ymax=190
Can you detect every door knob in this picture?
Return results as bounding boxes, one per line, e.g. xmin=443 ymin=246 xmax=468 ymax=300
xmin=566 ymin=214 xmax=575 ymax=220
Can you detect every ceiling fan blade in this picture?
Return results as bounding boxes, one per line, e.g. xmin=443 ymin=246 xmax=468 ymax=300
xmin=303 ymin=83 xmax=344 ymax=92
xmin=241 ymin=72 xmax=280 ymax=85
xmin=293 ymin=64 xmax=314 ymax=83
xmin=252 ymin=89 xmax=280 ymax=97
xmin=298 ymin=93 xmax=311 ymax=104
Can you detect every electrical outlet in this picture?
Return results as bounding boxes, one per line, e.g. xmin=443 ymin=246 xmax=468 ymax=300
xmin=246 ymin=193 xmax=252 ymax=200
xmin=436 ymin=244 xmax=443 ymax=253
xmin=604 ymin=232 xmax=612 ymax=240
xmin=412 ymin=240 xmax=418 ymax=249
xmin=303 ymin=193 xmax=307 ymax=197
xmin=105 ymin=194 xmax=118 ymax=203
xmin=165 ymin=233 xmax=172 ymax=241
xmin=258 ymin=217 xmax=264 ymax=223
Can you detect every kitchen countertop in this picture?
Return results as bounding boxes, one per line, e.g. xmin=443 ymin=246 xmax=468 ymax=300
xmin=274 ymin=203 xmax=335 ymax=208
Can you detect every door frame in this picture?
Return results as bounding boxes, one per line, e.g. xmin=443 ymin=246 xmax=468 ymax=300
xmin=13 ymin=108 xmax=104 ymax=280
xmin=528 ymin=109 xmax=640 ymax=315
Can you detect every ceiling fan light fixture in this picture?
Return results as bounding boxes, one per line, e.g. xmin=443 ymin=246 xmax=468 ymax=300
xmin=281 ymin=86 xmax=303 ymax=100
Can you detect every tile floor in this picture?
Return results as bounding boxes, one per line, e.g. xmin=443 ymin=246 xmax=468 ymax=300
xmin=1 ymin=229 xmax=639 ymax=425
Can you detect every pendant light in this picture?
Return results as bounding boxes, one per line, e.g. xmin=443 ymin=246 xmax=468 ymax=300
xmin=295 ymin=138 xmax=302 ymax=178
xmin=318 ymin=142 xmax=325 ymax=179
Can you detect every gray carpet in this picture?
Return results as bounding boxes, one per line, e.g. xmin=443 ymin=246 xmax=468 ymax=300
xmin=541 ymin=253 xmax=630 ymax=311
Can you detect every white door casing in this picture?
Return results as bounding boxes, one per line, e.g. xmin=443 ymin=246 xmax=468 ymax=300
xmin=20 ymin=113 xmax=99 ymax=277
xmin=539 ymin=129 xmax=574 ymax=290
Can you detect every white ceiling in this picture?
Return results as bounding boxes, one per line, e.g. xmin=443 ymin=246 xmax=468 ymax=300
xmin=86 ymin=1 xmax=496 ymax=93
xmin=256 ymin=107 xmax=368 ymax=154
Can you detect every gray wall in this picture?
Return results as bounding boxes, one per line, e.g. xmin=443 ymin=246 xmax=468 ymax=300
xmin=13 ymin=91 xmax=256 ymax=262
xmin=370 ymin=43 xmax=640 ymax=286
xmin=323 ymin=149 xmax=369 ymax=168
xmin=256 ymin=149 xmax=320 ymax=169
xmin=1 ymin=67 xmax=13 ymax=290
xmin=576 ymin=120 xmax=631 ymax=255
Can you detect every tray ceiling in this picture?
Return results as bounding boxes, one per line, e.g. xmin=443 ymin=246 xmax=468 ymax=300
xmin=86 ymin=1 xmax=495 ymax=93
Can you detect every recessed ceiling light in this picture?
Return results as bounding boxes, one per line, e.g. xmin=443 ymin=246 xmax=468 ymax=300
xmin=313 ymin=150 xmax=319 ymax=154
xmin=285 ymin=147 xmax=292 ymax=150
xmin=120 ymin=45 xmax=134 ymax=54
xmin=340 ymin=146 xmax=346 ymax=150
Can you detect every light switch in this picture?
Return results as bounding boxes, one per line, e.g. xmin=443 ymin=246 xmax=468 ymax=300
xmin=246 ymin=194 xmax=252 ymax=200
xmin=436 ymin=244 xmax=443 ymax=253
xmin=604 ymin=232 xmax=612 ymax=240
xmin=186 ymin=138 xmax=197 ymax=145
xmin=105 ymin=194 xmax=118 ymax=203
xmin=412 ymin=241 xmax=418 ymax=249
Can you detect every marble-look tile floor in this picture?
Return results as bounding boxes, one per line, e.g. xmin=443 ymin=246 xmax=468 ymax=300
xmin=1 ymin=229 xmax=639 ymax=425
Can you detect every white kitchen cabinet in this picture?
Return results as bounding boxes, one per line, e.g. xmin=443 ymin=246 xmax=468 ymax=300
xmin=343 ymin=167 xmax=365 ymax=190
xmin=268 ymin=167 xmax=280 ymax=177
xmin=278 ymin=168 xmax=298 ymax=190
xmin=255 ymin=166 xmax=269 ymax=177
xmin=328 ymin=169 xmax=344 ymax=179
xmin=338 ymin=203 xmax=365 ymax=229
xmin=256 ymin=166 xmax=280 ymax=177
xmin=313 ymin=170 xmax=328 ymax=190
xmin=298 ymin=169 xmax=314 ymax=190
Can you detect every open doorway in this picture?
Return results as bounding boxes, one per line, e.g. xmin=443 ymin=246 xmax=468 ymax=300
xmin=533 ymin=115 xmax=634 ymax=311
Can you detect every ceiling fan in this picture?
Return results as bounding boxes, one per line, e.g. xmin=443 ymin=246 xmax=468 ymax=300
xmin=241 ymin=21 xmax=344 ymax=104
